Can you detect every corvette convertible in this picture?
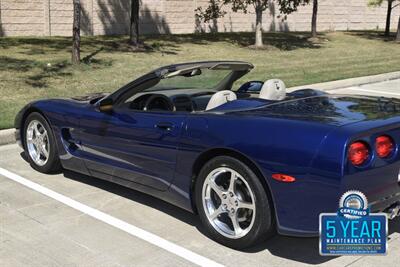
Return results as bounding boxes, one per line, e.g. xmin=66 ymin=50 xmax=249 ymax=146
xmin=15 ymin=61 xmax=400 ymax=248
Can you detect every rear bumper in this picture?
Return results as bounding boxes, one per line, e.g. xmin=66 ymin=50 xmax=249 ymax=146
xmin=278 ymin=191 xmax=400 ymax=237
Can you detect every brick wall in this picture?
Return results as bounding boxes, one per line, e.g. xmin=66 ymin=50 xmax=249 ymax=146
xmin=0 ymin=0 xmax=399 ymax=36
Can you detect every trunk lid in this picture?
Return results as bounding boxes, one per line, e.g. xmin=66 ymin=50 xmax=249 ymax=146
xmin=241 ymin=94 xmax=400 ymax=127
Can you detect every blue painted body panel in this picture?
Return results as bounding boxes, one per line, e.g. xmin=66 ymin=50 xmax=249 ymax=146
xmin=15 ymin=94 xmax=400 ymax=236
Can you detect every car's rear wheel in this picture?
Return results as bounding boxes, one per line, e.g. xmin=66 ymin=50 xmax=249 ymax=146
xmin=195 ymin=156 xmax=275 ymax=249
xmin=23 ymin=112 xmax=61 ymax=173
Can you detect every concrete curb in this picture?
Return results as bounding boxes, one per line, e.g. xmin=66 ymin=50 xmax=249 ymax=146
xmin=288 ymin=71 xmax=400 ymax=91
xmin=0 ymin=71 xmax=399 ymax=146
xmin=0 ymin=128 xmax=16 ymax=146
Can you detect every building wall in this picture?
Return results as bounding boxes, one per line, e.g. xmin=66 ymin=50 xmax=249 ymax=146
xmin=0 ymin=0 xmax=399 ymax=37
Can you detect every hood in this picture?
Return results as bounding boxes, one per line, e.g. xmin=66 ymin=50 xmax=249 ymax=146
xmin=238 ymin=95 xmax=400 ymax=127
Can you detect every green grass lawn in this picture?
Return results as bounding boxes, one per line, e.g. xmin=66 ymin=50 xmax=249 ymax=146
xmin=0 ymin=31 xmax=399 ymax=129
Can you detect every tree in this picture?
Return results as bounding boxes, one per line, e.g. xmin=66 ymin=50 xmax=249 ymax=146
xmin=311 ymin=0 xmax=318 ymax=38
xmin=130 ymin=0 xmax=140 ymax=46
xmin=72 ymin=0 xmax=81 ymax=64
xmin=397 ymin=15 xmax=400 ymax=41
xmin=196 ymin=0 xmax=270 ymax=48
xmin=277 ymin=0 xmax=319 ymax=38
xmin=368 ymin=0 xmax=399 ymax=37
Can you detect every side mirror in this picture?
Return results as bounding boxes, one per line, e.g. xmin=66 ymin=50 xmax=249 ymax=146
xmin=98 ymin=98 xmax=113 ymax=112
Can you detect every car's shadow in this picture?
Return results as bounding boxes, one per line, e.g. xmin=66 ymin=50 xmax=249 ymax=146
xmin=63 ymin=170 xmax=336 ymax=264
xmin=249 ymin=216 xmax=399 ymax=263
xmin=62 ymin=171 xmax=340 ymax=264
xmin=18 ymin=153 xmax=400 ymax=264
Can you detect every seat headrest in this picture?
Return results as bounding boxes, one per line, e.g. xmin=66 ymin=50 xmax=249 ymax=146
xmin=205 ymin=90 xmax=237 ymax=110
xmin=259 ymin=79 xmax=286 ymax=101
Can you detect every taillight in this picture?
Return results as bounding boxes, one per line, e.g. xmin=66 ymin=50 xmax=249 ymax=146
xmin=348 ymin=141 xmax=370 ymax=166
xmin=376 ymin=135 xmax=394 ymax=158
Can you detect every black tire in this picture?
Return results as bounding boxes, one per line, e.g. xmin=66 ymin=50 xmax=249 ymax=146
xmin=23 ymin=112 xmax=62 ymax=173
xmin=195 ymin=156 xmax=275 ymax=249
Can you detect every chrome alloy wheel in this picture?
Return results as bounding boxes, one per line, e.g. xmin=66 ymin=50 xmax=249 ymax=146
xmin=202 ymin=167 xmax=256 ymax=239
xmin=26 ymin=120 xmax=50 ymax=166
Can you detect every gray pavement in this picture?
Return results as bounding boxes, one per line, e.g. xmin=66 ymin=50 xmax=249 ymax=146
xmin=330 ymin=78 xmax=400 ymax=98
xmin=289 ymin=71 xmax=400 ymax=92
xmin=1 ymin=78 xmax=400 ymax=267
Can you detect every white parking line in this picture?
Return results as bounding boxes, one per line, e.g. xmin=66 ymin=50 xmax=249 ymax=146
xmin=0 ymin=167 xmax=224 ymax=267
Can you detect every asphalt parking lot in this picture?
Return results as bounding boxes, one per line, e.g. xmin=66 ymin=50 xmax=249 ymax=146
xmin=330 ymin=78 xmax=400 ymax=98
xmin=1 ymin=79 xmax=400 ymax=267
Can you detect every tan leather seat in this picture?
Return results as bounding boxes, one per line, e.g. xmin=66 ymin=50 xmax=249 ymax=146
xmin=259 ymin=79 xmax=286 ymax=100
xmin=206 ymin=90 xmax=237 ymax=110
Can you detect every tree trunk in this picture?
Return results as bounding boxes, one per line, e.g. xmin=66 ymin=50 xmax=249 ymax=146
xmin=72 ymin=0 xmax=81 ymax=64
xmin=129 ymin=0 xmax=140 ymax=46
xmin=255 ymin=7 xmax=263 ymax=47
xmin=396 ymin=15 xmax=400 ymax=42
xmin=311 ymin=0 xmax=318 ymax=37
xmin=385 ymin=0 xmax=393 ymax=37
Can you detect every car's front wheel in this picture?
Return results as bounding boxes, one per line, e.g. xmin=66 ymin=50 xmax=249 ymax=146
xmin=23 ymin=112 xmax=61 ymax=173
xmin=195 ymin=156 xmax=275 ymax=249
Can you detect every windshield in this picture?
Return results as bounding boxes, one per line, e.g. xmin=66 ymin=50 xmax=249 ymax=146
xmin=145 ymin=68 xmax=232 ymax=92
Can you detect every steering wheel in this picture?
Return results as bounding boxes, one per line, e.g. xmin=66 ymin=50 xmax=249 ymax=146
xmin=143 ymin=94 xmax=175 ymax=111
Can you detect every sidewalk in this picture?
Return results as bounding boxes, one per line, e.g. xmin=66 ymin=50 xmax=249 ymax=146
xmin=288 ymin=71 xmax=400 ymax=91
xmin=0 ymin=128 xmax=15 ymax=146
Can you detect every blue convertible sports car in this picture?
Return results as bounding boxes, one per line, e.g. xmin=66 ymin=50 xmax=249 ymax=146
xmin=15 ymin=61 xmax=400 ymax=248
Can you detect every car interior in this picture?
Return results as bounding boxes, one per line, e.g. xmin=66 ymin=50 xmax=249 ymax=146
xmin=118 ymin=67 xmax=323 ymax=113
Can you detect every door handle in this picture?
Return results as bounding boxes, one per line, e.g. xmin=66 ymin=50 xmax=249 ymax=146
xmin=155 ymin=122 xmax=174 ymax=131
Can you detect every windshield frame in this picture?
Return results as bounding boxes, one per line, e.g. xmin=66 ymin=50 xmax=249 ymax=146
xmin=109 ymin=61 xmax=254 ymax=106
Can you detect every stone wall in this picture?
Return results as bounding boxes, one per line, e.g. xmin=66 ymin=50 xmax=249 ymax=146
xmin=0 ymin=0 xmax=399 ymax=36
